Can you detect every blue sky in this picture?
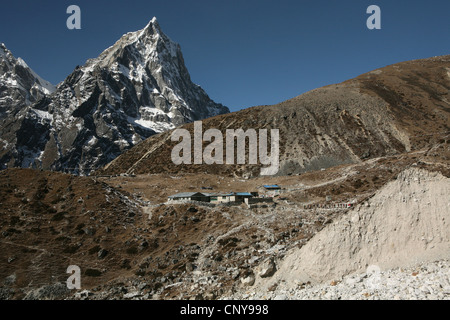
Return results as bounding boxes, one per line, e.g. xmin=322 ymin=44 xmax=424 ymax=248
xmin=1 ymin=0 xmax=449 ymax=112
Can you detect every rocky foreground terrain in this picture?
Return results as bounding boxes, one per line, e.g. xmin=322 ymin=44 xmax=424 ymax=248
xmin=0 ymin=140 xmax=448 ymax=300
xmin=229 ymin=259 xmax=450 ymax=300
xmin=229 ymin=167 xmax=450 ymax=300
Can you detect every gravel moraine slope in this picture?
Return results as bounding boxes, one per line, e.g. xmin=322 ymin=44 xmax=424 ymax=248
xmin=225 ymin=259 xmax=450 ymax=300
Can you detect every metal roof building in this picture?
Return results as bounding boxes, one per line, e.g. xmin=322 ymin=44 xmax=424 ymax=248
xmin=263 ymin=185 xmax=281 ymax=189
xmin=168 ymin=192 xmax=210 ymax=202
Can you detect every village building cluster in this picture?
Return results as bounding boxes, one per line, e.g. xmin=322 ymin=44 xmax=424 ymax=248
xmin=167 ymin=185 xmax=282 ymax=206
xmin=167 ymin=184 xmax=355 ymax=210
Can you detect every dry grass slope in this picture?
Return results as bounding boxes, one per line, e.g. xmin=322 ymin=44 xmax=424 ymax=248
xmin=98 ymin=55 xmax=450 ymax=177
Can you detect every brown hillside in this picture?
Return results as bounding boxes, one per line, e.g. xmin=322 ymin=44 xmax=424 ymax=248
xmin=97 ymin=55 xmax=450 ymax=177
xmin=0 ymin=168 xmax=145 ymax=299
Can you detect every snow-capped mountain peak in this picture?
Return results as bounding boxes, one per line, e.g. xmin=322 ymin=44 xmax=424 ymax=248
xmin=143 ymin=16 xmax=162 ymax=34
xmin=92 ymin=17 xmax=179 ymax=70
xmin=0 ymin=43 xmax=55 ymax=118
xmin=0 ymin=18 xmax=228 ymax=174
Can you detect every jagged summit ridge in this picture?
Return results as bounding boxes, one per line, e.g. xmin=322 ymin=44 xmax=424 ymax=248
xmin=0 ymin=43 xmax=56 ymax=119
xmin=88 ymin=17 xmax=174 ymax=67
xmin=0 ymin=43 xmax=56 ymax=95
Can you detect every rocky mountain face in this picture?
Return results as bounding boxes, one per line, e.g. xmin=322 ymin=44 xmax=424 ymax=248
xmin=0 ymin=18 xmax=228 ymax=174
xmin=99 ymin=55 xmax=450 ymax=177
xmin=0 ymin=43 xmax=55 ymax=120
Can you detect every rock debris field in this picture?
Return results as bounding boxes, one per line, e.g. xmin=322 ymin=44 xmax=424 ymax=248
xmin=225 ymin=259 xmax=450 ymax=300
xmin=226 ymin=168 xmax=450 ymax=300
